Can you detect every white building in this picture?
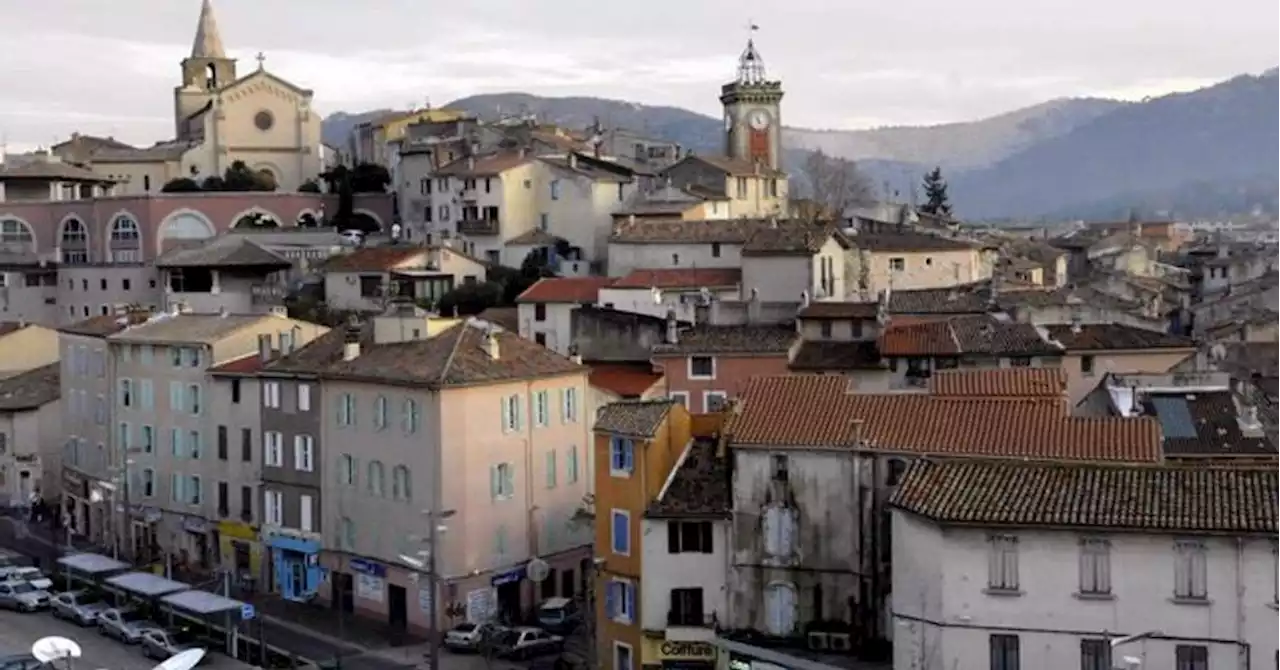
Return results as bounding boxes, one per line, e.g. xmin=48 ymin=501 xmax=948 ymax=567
xmin=890 ymin=458 xmax=1278 ymax=670
xmin=515 ymin=277 xmax=617 ymax=355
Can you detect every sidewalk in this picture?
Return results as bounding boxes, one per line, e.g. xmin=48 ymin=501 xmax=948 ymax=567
xmin=232 ymin=585 xmax=427 ymax=651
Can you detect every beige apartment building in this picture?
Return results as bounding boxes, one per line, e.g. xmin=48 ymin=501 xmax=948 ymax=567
xmin=0 ymin=322 xmax=61 ymax=378
xmin=846 ymin=227 xmax=993 ymax=299
xmin=105 ymin=309 xmax=326 ymax=567
xmin=660 ymin=155 xmax=789 ymax=219
xmin=276 ymin=308 xmax=592 ymax=636
xmin=322 ymin=246 xmax=488 ymax=313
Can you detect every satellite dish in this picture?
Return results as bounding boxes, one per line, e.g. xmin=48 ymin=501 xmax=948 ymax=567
xmin=526 ymin=558 xmax=550 ymax=583
xmin=31 ymin=637 xmax=82 ymax=664
xmin=153 ymin=648 xmax=206 ymax=670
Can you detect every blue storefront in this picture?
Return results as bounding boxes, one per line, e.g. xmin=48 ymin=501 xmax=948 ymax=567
xmin=264 ymin=532 xmax=323 ymax=601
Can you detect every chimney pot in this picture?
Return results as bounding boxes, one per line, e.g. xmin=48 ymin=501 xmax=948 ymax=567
xmin=665 ymin=309 xmax=679 ymax=344
xmin=485 ymin=330 xmax=500 ymax=360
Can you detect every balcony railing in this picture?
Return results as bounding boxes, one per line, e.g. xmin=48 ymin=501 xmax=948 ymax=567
xmin=667 ymin=610 xmax=715 ymax=628
xmin=457 ymin=218 xmax=500 ymax=236
xmin=251 ymin=283 xmax=287 ymax=305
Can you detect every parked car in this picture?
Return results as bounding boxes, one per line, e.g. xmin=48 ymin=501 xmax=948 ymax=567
xmin=51 ymin=590 xmax=109 ymax=625
xmin=0 ymin=653 xmax=43 ymax=670
xmin=0 ymin=581 xmax=50 ymax=612
xmin=0 ymin=567 xmax=51 ymax=590
xmin=443 ymin=622 xmax=504 ymax=653
xmin=536 ymin=597 xmax=581 ymax=634
xmin=494 ymin=627 xmax=565 ymax=659
xmin=97 ymin=607 xmax=159 ymax=644
xmin=140 ymin=628 xmax=205 ymax=661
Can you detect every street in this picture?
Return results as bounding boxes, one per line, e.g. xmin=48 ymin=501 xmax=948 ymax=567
xmin=0 ymin=609 xmax=255 ymax=670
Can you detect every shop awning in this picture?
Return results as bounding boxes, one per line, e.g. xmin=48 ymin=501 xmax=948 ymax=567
xmin=56 ymin=553 xmax=130 ymax=575
xmin=105 ymin=571 xmax=189 ymax=597
xmin=161 ymin=590 xmax=246 ymax=615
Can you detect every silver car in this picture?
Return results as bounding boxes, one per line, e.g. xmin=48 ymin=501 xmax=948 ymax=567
xmin=51 ymin=591 xmax=109 ymax=626
xmin=0 ymin=581 xmax=50 ymax=612
xmin=140 ymin=628 xmax=205 ymax=662
xmin=97 ymin=607 xmax=159 ymax=644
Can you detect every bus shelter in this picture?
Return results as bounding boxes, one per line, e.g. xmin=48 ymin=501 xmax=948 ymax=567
xmin=55 ymin=553 xmax=130 ymax=590
xmin=104 ymin=571 xmax=190 ymax=615
xmin=161 ymin=590 xmax=251 ymax=658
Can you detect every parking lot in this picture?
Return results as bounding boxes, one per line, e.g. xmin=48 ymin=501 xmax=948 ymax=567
xmin=0 ymin=608 xmax=256 ymax=670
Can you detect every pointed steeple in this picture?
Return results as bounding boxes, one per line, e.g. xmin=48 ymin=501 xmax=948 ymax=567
xmin=191 ymin=0 xmax=226 ymax=59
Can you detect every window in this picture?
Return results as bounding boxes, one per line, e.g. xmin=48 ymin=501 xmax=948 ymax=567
xmin=1174 ymin=540 xmax=1208 ymax=599
xmin=240 ymin=486 xmax=253 ymax=521
xmin=668 ymin=521 xmax=713 ymax=553
xmin=1078 ymin=539 xmax=1111 ymax=595
xmin=299 ymin=494 xmax=314 ymax=532
xmin=534 ymin=391 xmax=549 ymax=427
xmin=771 ymin=454 xmax=789 ymax=482
xmin=118 ymin=379 xmax=133 ymax=408
xmin=611 ymin=510 xmax=631 ymax=555
xmin=711 ymin=242 xmax=721 ymax=258
xmin=374 ymin=395 xmax=389 ymax=430
xmin=339 ymin=455 xmax=357 ymax=486
xmin=393 ymin=465 xmax=412 ymax=501
xmin=294 ymin=435 xmax=314 ymax=472
xmin=170 ymin=473 xmax=184 ymax=503
xmin=171 ymin=429 xmax=184 ymax=457
xmin=735 ymin=177 xmax=748 ymax=198
xmin=545 ymin=451 xmax=557 ymax=489
xmin=550 ymin=179 xmax=561 ymax=200
xmin=609 ymin=436 xmax=634 ymax=476
xmin=669 ymin=587 xmax=705 ymax=626
xmin=534 ymin=303 xmax=547 ymax=321
xmin=170 ymin=347 xmax=182 ymax=367
xmin=264 ymin=490 xmax=283 ymax=526
xmin=141 ymin=469 xmax=155 ymax=497
xmin=337 ymin=393 xmax=355 ymax=426
xmin=613 ymin=643 xmax=634 ymax=670
xmin=703 ymin=391 xmax=728 ymax=412
xmin=230 ymin=379 xmax=241 ymax=404
xmin=990 ymin=634 xmax=1020 ymax=670
xmin=763 ymin=582 xmax=797 ymax=635
xmin=264 ymin=431 xmax=283 ymax=467
xmin=535 ymin=333 xmax=547 ymax=346
xmin=1175 ymin=645 xmax=1208 ymax=670
xmin=188 ymin=384 xmax=202 ymax=415
xmin=491 ymin=463 xmax=515 ymax=499
xmin=188 ymin=476 xmax=202 ymax=505
xmin=216 ymin=482 xmax=229 ymax=516
xmin=566 ymin=446 xmax=579 ymax=483
xmin=988 ymin=535 xmax=1020 ymax=592
xmin=117 ymin=422 xmax=131 ymax=452
xmin=186 ymin=429 xmax=201 ymax=458
xmin=140 ymin=425 xmax=154 ymax=454
xmin=562 ymin=388 xmax=579 ymax=423
xmin=368 ymin=461 xmax=386 ymax=496
xmin=1008 ymin=357 xmax=1032 ymax=368
xmin=605 ymin=579 xmax=636 ymax=623
xmin=262 ymin=381 xmax=280 ymax=409
xmin=297 ymin=384 xmax=312 ymax=411
xmin=240 ymin=428 xmax=252 ymax=462
xmin=1080 ymin=355 xmax=1095 ymax=376
xmin=889 ymin=257 xmax=905 ymax=272
xmin=501 ymin=394 xmax=521 ymax=432
xmin=403 ymin=399 xmax=420 ymax=434
xmin=217 ymin=426 xmax=228 ymax=460
xmin=688 ymin=356 xmax=715 ymax=379
xmin=762 ymin=505 xmax=797 ymax=557
xmin=1080 ymin=639 xmax=1108 ymax=670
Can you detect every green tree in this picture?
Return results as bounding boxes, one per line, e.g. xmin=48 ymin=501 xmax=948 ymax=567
xmin=161 ymin=177 xmax=202 ymax=193
xmin=437 ymin=281 xmax=504 ymax=316
xmin=200 ymin=175 xmax=226 ymax=191
xmin=298 ymin=179 xmax=323 ymax=193
xmin=350 ymin=162 xmax=391 ymax=193
xmin=920 ymin=166 xmax=953 ymax=217
xmin=220 ymin=160 xmax=276 ymax=192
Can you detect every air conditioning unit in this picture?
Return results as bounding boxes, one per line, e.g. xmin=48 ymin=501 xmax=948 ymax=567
xmin=806 ymin=632 xmax=829 ymax=650
xmin=828 ymin=633 xmax=852 ymax=652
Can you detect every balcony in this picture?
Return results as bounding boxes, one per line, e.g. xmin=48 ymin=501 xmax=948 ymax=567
xmin=251 ymin=283 xmax=287 ymax=305
xmin=457 ymin=218 xmax=500 ymax=236
xmin=666 ymin=611 xmax=717 ymax=642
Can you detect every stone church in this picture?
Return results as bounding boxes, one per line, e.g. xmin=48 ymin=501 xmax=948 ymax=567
xmin=54 ymin=0 xmax=323 ymax=194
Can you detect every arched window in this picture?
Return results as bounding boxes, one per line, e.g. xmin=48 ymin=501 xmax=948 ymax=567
xmin=367 ymin=460 xmax=386 ymax=496
xmin=109 ymin=215 xmax=141 ymax=263
xmin=373 ymin=396 xmax=389 ymax=430
xmin=60 ymin=218 xmax=89 ymax=264
xmin=392 ymin=465 xmax=412 ymax=501
xmin=0 ymin=218 xmax=35 ymax=253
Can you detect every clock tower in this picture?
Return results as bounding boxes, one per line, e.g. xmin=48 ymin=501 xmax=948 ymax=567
xmin=720 ymin=36 xmax=784 ymax=170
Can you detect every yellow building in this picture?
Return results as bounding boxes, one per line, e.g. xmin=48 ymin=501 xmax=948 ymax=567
xmin=0 ymin=322 xmax=60 ymax=379
xmin=592 ymin=400 xmax=692 ymax=670
xmin=217 ymin=519 xmax=263 ymax=582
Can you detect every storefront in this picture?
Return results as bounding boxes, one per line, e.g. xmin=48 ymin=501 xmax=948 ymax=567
xmin=181 ymin=516 xmax=212 ymax=568
xmin=60 ymin=470 xmax=90 ymax=537
xmin=217 ymin=520 xmax=262 ymax=589
xmin=642 ymin=639 xmax=717 ymax=670
xmin=263 ymin=530 xmax=322 ymax=601
xmin=491 ymin=564 xmax=526 ymax=624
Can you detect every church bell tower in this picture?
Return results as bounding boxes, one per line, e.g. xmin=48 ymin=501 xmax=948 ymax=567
xmin=174 ymin=0 xmax=238 ymax=138
xmin=720 ymin=34 xmax=784 ymax=170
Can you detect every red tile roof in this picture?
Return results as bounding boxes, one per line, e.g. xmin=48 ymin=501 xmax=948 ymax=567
xmin=879 ymin=315 xmax=1061 ymax=357
xmin=725 ymin=375 xmax=1161 ymax=462
xmin=516 ymin=277 xmax=616 ymax=304
xmin=612 ymin=268 xmax=742 ymax=289
xmin=588 ymin=363 xmax=663 ymax=398
xmin=322 ymin=247 xmax=424 ymax=273
xmin=208 ymin=353 xmax=271 ymax=376
xmin=928 ymin=368 xmax=1067 ymax=398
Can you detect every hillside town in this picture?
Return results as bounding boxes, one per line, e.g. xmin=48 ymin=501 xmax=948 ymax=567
xmin=0 ymin=2 xmax=1276 ymax=670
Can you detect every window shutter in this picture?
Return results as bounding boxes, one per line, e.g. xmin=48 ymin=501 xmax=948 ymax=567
xmin=501 ymin=398 xmax=511 ymax=432
xmin=490 ymin=466 xmax=499 ymax=498
xmin=762 ymin=507 xmax=779 ymax=556
xmin=515 ymin=397 xmax=524 ymax=430
xmin=700 ymin=522 xmax=714 ymax=554
xmin=503 ymin=464 xmax=515 ymax=495
xmin=626 ymin=583 xmax=636 ymax=618
xmin=667 ymin=522 xmax=680 ymax=553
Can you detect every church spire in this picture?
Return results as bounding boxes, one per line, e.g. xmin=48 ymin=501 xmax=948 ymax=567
xmin=736 ymin=23 xmax=767 ymax=85
xmin=190 ymin=0 xmax=227 ymax=59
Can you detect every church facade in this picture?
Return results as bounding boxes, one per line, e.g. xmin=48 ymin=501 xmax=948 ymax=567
xmin=61 ymin=0 xmax=323 ymax=194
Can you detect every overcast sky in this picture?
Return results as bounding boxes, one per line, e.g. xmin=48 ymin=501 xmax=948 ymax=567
xmin=1 ymin=0 xmax=1276 ymax=152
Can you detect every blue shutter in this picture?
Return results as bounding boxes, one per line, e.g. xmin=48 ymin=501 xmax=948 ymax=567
xmin=625 ymin=583 xmax=637 ymax=619
xmin=609 ymin=437 xmax=620 ymax=470
xmin=623 ymin=440 xmax=634 ymax=472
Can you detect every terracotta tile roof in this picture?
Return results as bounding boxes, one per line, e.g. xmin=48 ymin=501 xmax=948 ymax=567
xmin=505 ymin=229 xmax=563 ymax=247
xmin=0 ymin=362 xmax=60 ymax=411
xmin=434 ymin=150 xmax=532 ymax=177
xmin=742 ymin=221 xmax=845 ymax=256
xmin=797 ymin=301 xmax=879 ymax=319
xmin=928 ymin=368 xmax=1067 ymax=398
xmin=788 ymin=341 xmax=883 ymax=371
xmin=208 ymin=353 xmax=271 ymax=376
xmin=1142 ymin=391 xmax=1275 ymax=457
xmin=1043 ymin=323 xmax=1195 ymax=351
xmin=648 ymin=439 xmax=732 ymax=519
xmin=589 ymin=363 xmax=663 ymax=398
xmin=891 ymin=458 xmax=1278 ymax=534
xmin=726 ymin=375 xmax=1161 ymax=462
xmin=847 ymin=229 xmax=978 ymax=252
xmin=322 ymin=247 xmax=425 ymax=273
xmin=57 ymin=311 xmax=153 ymax=337
xmin=594 ymin=399 xmax=676 ymax=438
xmin=653 ymin=324 xmax=796 ymax=356
xmin=879 ymin=315 xmax=1061 ymax=357
xmin=612 ymin=268 xmax=741 ymax=290
xmin=516 ymin=277 xmax=616 ymax=304
xmin=887 ymin=282 xmax=994 ymax=314
xmin=477 ymin=307 xmax=519 ymax=332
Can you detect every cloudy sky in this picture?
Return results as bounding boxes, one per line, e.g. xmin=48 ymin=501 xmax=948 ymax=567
xmin=1 ymin=0 xmax=1276 ymax=152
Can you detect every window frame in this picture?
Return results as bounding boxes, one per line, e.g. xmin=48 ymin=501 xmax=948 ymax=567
xmin=609 ymin=436 xmax=634 ymax=477
xmin=1173 ymin=540 xmax=1208 ymax=600
xmin=703 ymin=390 xmax=728 ymax=412
xmin=610 ymin=509 xmax=631 ymax=556
xmin=987 ymin=534 xmax=1020 ymax=593
xmin=687 ymin=355 xmax=715 ymax=380
xmin=1078 ymin=538 xmax=1111 ymax=595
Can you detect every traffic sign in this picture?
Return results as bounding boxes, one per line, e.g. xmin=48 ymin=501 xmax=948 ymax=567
xmin=241 ymin=603 xmax=256 ymax=621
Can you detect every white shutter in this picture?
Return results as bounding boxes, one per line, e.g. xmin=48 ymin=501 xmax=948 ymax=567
xmin=298 ymin=384 xmax=311 ymax=411
xmin=779 ymin=509 xmax=796 ymax=555
xmin=300 ymin=494 xmax=314 ymax=532
xmin=762 ymin=506 xmax=780 ymax=556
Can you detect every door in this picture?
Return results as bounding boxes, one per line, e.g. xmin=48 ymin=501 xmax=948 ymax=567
xmin=290 ymin=561 xmax=305 ymax=599
xmin=331 ymin=572 xmax=354 ymax=614
xmin=388 ymin=584 xmax=407 ymax=635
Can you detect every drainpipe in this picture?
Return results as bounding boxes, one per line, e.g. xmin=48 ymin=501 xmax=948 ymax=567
xmin=525 ymin=379 xmax=537 ymax=614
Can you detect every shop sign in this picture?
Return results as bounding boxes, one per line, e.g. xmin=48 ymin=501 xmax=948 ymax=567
xmin=182 ymin=517 xmax=209 ymax=534
xmin=349 ymin=558 xmax=386 ymax=577
xmin=491 ymin=564 xmax=526 ymax=586
xmin=660 ymin=642 xmax=716 ymax=661
xmin=217 ymin=520 xmax=257 ymax=540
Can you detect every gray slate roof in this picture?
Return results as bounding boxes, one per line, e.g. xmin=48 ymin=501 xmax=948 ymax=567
xmin=594 ymin=400 xmax=676 ymax=438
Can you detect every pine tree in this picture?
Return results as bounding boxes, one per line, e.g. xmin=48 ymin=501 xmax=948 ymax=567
xmin=920 ymin=166 xmax=952 ymax=216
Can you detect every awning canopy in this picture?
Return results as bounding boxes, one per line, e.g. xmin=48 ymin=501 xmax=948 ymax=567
xmin=161 ymin=590 xmax=246 ymax=615
xmin=56 ymin=553 xmax=130 ymax=575
xmin=105 ymin=571 xmax=189 ymax=597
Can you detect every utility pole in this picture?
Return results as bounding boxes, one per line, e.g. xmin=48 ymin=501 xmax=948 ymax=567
xmin=399 ymin=509 xmax=454 ymax=670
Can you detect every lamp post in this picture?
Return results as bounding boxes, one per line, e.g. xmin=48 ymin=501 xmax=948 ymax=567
xmin=1110 ymin=630 xmax=1161 ymax=670
xmin=399 ymin=508 xmax=455 ymax=670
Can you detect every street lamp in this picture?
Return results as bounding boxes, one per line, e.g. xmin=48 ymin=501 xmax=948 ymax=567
xmin=1110 ymin=630 xmax=1161 ymax=670
xmin=399 ymin=508 xmax=455 ymax=670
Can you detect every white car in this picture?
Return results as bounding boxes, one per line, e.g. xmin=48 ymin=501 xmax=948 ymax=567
xmin=443 ymin=622 xmax=503 ymax=653
xmin=1 ymin=567 xmax=51 ymax=590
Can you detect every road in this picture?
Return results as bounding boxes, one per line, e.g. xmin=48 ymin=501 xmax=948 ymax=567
xmin=0 ymin=609 xmax=255 ymax=670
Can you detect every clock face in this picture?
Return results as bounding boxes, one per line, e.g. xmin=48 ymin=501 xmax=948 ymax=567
xmin=748 ymin=109 xmax=771 ymax=130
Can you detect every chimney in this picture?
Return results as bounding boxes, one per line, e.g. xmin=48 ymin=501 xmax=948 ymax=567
xmin=257 ymin=334 xmax=272 ymax=362
xmin=1070 ymin=314 xmax=1083 ymax=334
xmin=484 ymin=329 xmax=500 ymax=360
xmin=628 ymin=214 xmax=636 ymax=226
xmin=467 ymin=155 xmax=476 ymax=171
xmin=665 ymin=309 xmax=679 ymax=344
xmin=342 ymin=318 xmax=361 ymax=361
